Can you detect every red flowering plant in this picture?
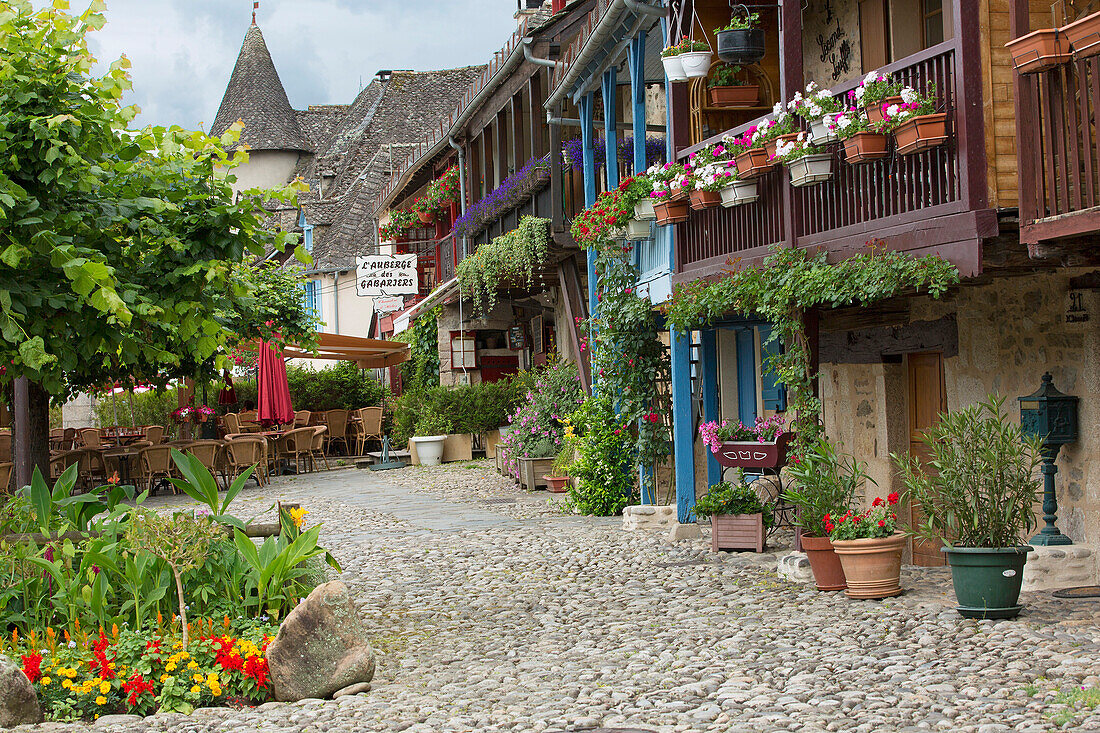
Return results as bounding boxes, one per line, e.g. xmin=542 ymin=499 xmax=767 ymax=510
xmin=827 ymin=493 xmax=900 ymax=541
xmin=570 ymin=175 xmax=653 ymax=247
xmin=424 ymin=165 xmax=461 ymax=206
xmin=411 ymin=196 xmax=435 ymax=218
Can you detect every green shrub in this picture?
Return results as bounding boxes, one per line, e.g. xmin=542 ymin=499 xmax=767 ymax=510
xmin=234 ymin=361 xmax=385 ymax=413
xmin=392 ymin=377 xmax=525 ymax=447
xmin=692 ymin=477 xmax=774 ymax=524
xmin=565 ymin=394 xmax=636 ymax=516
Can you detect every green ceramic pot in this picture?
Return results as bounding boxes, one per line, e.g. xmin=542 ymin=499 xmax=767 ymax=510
xmin=944 ymin=545 xmax=1033 ymax=619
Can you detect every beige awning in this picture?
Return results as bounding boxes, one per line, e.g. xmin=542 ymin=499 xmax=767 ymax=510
xmin=249 ymin=333 xmax=410 ymax=369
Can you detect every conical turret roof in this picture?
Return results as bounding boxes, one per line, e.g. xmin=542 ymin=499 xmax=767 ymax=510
xmin=211 ymin=22 xmax=309 ymax=152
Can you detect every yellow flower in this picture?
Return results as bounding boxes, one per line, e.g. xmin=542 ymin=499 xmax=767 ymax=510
xmin=187 ymin=661 xmax=198 ymax=669
xmin=192 ymin=673 xmax=204 ymax=683
xmin=178 ymin=652 xmax=189 ymax=661
xmin=190 ymin=685 xmax=201 ymax=695
xmin=99 ymin=681 xmax=111 ymax=695
xmin=95 ymin=696 xmax=106 ymax=706
xmin=210 ymin=684 xmax=221 ymax=697
xmin=165 ymin=663 xmax=176 ymax=672
xmin=41 ymin=676 xmax=51 ymax=686
xmin=206 ymin=673 xmax=218 ymax=684
xmin=62 ymin=680 xmax=72 ymax=690
xmin=159 ymin=674 xmax=169 ymax=683
xmin=290 ymin=507 xmax=309 ymax=528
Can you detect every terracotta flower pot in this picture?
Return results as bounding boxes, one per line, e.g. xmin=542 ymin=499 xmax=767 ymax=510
xmin=544 ymin=475 xmax=569 ymax=493
xmin=894 ymin=113 xmax=949 ymax=155
xmin=689 ymin=189 xmax=722 ymax=210
xmin=831 ymin=532 xmax=906 ymax=599
xmin=801 ymin=535 xmax=847 ymax=591
xmin=417 ymin=210 xmax=434 ymax=224
xmin=734 ymin=147 xmax=773 ymax=179
xmin=841 ymin=131 xmax=889 ymax=163
xmin=708 ymin=85 xmax=759 ymax=108
xmin=653 ymin=198 xmax=690 ymax=224
xmin=764 ymin=132 xmax=799 ymax=161
xmin=1063 ymin=11 xmax=1100 ymax=59
xmin=865 ymin=96 xmax=904 ymax=124
xmin=1006 ymin=28 xmax=1071 ymax=74
xmin=711 ymin=513 xmax=765 ymax=552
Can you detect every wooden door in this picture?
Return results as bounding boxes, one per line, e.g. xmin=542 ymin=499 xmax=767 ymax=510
xmin=907 ymin=352 xmax=947 ymax=566
xmin=859 ymin=0 xmax=890 ymax=71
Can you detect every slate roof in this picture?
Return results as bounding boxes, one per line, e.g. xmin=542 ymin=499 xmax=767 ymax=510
xmin=211 ymin=23 xmax=310 ymax=152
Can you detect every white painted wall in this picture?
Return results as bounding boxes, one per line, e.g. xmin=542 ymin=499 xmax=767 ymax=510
xmin=227 ymin=150 xmax=301 ymax=194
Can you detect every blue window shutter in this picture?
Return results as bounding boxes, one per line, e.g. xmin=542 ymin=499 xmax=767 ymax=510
xmin=735 ymin=328 xmax=757 ymax=426
xmin=758 ymin=324 xmax=787 ymax=412
xmin=312 ymin=280 xmax=322 ymax=327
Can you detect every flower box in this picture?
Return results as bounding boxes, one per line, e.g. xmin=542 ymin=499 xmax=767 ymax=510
xmin=1006 ymin=28 xmax=1071 ymax=74
xmin=809 ymin=117 xmax=838 ymax=145
xmin=680 ymin=51 xmax=712 ymax=78
xmin=708 ymin=85 xmax=759 ymax=108
xmin=764 ymin=133 xmax=799 ymax=161
xmin=712 ymin=432 xmax=794 ymax=469
xmin=894 ymin=112 xmax=949 ymax=155
xmin=1063 ymin=12 xmax=1100 ymax=59
xmin=734 ymin=148 xmax=773 ymax=179
xmin=633 ymin=199 xmax=656 ymax=221
xmin=625 ymin=217 xmax=651 ymax=239
xmin=787 ymin=153 xmax=833 ymax=187
xmin=720 ymin=179 xmax=759 ymax=207
xmin=662 ymin=54 xmax=687 ymax=82
xmin=517 ymin=456 xmax=554 ymax=490
xmin=653 ymin=198 xmax=690 ymax=224
xmin=865 ymin=95 xmax=903 ymax=124
xmin=841 ymin=131 xmax=889 ymax=163
xmin=711 ymin=513 xmax=765 ymax=552
xmin=689 ymin=189 xmax=722 ymax=210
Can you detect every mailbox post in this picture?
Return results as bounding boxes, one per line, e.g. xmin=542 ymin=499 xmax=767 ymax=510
xmin=1019 ymin=373 xmax=1078 ymax=546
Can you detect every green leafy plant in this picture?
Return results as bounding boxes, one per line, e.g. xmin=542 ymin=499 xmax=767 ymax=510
xmin=828 ymin=493 xmax=900 ymax=540
xmin=783 ymin=436 xmax=868 ymax=538
xmin=168 ymin=450 xmax=252 ymax=529
xmin=550 ymin=442 xmax=575 ymax=477
xmin=708 ymin=63 xmax=747 ymax=88
xmin=570 ymin=174 xmax=654 ymax=247
xmin=456 ymin=216 xmax=550 ymax=316
xmin=691 ymin=478 xmax=774 ymax=523
xmin=414 ymin=411 xmax=453 ymax=436
xmin=498 ymin=357 xmax=583 ymax=474
xmin=892 ymin=394 xmax=1043 ymax=548
xmin=715 ymin=12 xmax=759 ymax=32
xmin=564 ymin=395 xmax=636 ymax=516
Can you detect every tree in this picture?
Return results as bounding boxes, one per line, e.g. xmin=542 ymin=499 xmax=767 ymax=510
xmin=0 ymin=1 xmax=309 ymax=477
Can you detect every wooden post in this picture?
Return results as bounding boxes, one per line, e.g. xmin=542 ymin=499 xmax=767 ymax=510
xmin=699 ymin=328 xmax=721 ymax=489
xmin=781 ymin=0 xmax=804 ymax=246
xmin=954 ymin=0 xmax=990 ymax=212
xmin=602 ymin=67 xmax=619 ymax=189
xmin=629 ymin=31 xmax=648 ymax=175
xmin=550 ymin=101 xmax=564 ymax=232
xmin=1010 ymin=0 xmax=1035 ymax=224
xmin=671 ymin=327 xmax=696 ymax=523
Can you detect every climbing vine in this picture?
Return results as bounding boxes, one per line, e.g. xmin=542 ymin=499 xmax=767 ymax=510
xmin=403 ymin=305 xmax=441 ymax=390
xmin=456 ymin=215 xmax=550 ymax=316
xmin=665 ymin=241 xmax=960 ymax=452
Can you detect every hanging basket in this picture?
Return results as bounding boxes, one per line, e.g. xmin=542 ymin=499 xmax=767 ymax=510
xmin=680 ymin=51 xmax=713 ymax=78
xmin=654 ymin=198 xmax=690 ymax=224
xmin=633 ymin=199 xmax=656 ymax=221
xmin=720 ymin=179 xmax=759 ymax=207
xmin=717 ymin=28 xmax=765 ymax=65
xmin=662 ymin=54 xmax=687 ymax=82
xmin=1006 ymin=28 xmax=1071 ymax=74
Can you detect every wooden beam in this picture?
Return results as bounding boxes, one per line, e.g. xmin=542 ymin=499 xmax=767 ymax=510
xmin=1021 ymin=207 xmax=1100 ymax=244
xmin=628 ymin=30 xmax=648 ymax=175
xmin=670 ymin=327 xmax=695 ymax=523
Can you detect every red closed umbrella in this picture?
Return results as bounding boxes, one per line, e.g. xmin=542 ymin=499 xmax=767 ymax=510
xmin=257 ymin=340 xmax=294 ymax=426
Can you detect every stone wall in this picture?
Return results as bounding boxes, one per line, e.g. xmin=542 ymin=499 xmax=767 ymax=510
xmin=821 ymin=271 xmax=1100 ymax=548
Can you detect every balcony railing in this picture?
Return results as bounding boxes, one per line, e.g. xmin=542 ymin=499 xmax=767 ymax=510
xmin=676 ymin=40 xmax=979 ymax=280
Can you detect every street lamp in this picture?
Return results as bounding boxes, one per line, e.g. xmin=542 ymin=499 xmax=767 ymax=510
xmin=1019 ymin=372 xmax=1078 ymax=546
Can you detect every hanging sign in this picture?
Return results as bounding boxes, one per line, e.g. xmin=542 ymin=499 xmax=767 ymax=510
xmin=373 ymin=295 xmax=405 ymax=313
xmin=355 ymin=254 xmax=418 ymax=297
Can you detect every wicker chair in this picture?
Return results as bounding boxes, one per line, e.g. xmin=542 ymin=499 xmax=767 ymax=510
xmin=309 ymin=426 xmax=329 ymax=471
xmin=50 ymin=450 xmax=82 ymax=482
xmin=79 ymin=428 xmax=102 ymax=448
xmin=324 ymin=410 xmax=350 ymax=455
xmin=224 ymin=437 xmax=265 ymax=487
xmin=144 ymin=425 xmax=165 ymax=445
xmin=137 ymin=445 xmax=173 ymax=493
xmin=293 ymin=410 xmax=312 ymax=427
xmin=0 ymin=462 xmax=13 ymax=493
xmin=354 ymin=407 xmax=384 ymax=456
xmin=0 ymin=432 xmax=11 ymax=463
xmin=77 ymin=448 xmax=108 ymax=490
xmin=276 ymin=427 xmax=314 ymax=474
xmin=184 ymin=441 xmax=226 ymax=488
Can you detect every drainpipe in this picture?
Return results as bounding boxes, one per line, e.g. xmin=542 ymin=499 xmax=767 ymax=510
xmin=448 ymin=136 xmax=469 ymax=384
xmin=331 ymin=272 xmax=340 ymax=334
xmin=623 ymin=0 xmax=665 ymax=16
xmin=522 ymin=37 xmax=558 ymax=68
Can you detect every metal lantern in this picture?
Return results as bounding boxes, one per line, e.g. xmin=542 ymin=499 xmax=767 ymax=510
xmin=1019 ymin=372 xmax=1079 ymax=546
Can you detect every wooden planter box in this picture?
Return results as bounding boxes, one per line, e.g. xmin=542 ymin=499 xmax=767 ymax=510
xmin=484 ymin=428 xmax=501 ymax=459
xmin=712 ymin=432 xmax=794 ymax=470
xmin=894 ymin=113 xmax=949 ymax=155
xmin=708 ymin=85 xmax=759 ymax=108
xmin=1064 ymin=12 xmax=1100 ymax=59
xmin=517 ymin=456 xmax=554 ymax=490
xmin=734 ymin=148 xmax=773 ymax=179
xmin=1007 ymin=28 xmax=1071 ymax=74
xmin=689 ymin=189 xmax=722 ymax=210
xmin=711 ymin=513 xmax=765 ymax=552
xmin=841 ymin=131 xmax=889 ymax=163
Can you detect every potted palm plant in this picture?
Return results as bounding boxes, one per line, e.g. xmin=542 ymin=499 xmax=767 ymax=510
xmin=828 ymin=493 xmax=906 ymax=599
xmin=783 ymin=436 xmax=865 ymax=592
xmin=892 ymin=395 xmax=1043 ymax=619
xmin=691 ymin=476 xmax=773 ymax=553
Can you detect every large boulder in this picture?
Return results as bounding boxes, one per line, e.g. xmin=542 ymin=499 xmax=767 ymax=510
xmin=266 ymin=581 xmax=375 ymax=702
xmin=0 ymin=654 xmax=42 ymax=727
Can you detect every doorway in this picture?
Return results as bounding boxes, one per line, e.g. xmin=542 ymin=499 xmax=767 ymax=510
xmin=907 ymin=351 xmax=947 ymax=566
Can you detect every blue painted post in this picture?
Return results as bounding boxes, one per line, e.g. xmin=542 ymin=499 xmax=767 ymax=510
xmin=602 ymin=68 xmax=618 ymax=189
xmin=699 ymin=327 xmax=721 ymax=489
xmin=628 ymin=31 xmax=648 ymax=174
xmin=579 ymin=92 xmax=598 ymax=385
xmin=671 ymin=327 xmax=696 ymax=523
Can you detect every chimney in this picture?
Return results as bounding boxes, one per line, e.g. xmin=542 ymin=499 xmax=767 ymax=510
xmin=515 ymin=0 xmax=545 ymax=26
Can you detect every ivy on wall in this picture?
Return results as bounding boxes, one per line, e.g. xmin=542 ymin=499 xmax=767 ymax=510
xmin=456 ymin=216 xmax=550 ymax=316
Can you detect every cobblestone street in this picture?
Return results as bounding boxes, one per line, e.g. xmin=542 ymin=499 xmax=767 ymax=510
xmin=20 ymin=462 xmax=1100 ymax=733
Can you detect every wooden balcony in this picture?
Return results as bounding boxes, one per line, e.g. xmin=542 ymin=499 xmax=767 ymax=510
xmin=674 ymin=35 xmax=995 ymax=283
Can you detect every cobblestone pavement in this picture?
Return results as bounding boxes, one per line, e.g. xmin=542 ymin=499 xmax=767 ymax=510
xmin=17 ymin=461 xmax=1100 ymax=732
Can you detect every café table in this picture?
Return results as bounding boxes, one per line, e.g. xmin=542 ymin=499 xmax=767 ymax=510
xmin=102 ymin=447 xmax=140 ymax=485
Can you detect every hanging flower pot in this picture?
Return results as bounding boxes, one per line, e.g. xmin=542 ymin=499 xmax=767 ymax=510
xmin=625 ymin=218 xmax=651 ymax=239
xmin=720 ymin=178 xmax=758 ymax=207
xmin=764 ymin=132 xmax=799 ymax=161
xmin=809 ymin=117 xmax=838 ymax=145
xmin=680 ymin=50 xmax=713 ymax=78
xmin=716 ymin=28 xmax=765 ymax=65
xmin=633 ymin=198 xmax=656 ymax=221
xmin=734 ymin=147 xmax=773 ymax=178
xmin=653 ymin=198 xmax=690 ymax=224
xmin=1064 ymin=11 xmax=1100 ymax=59
xmin=787 ymin=153 xmax=834 ymax=187
xmin=865 ymin=96 xmax=904 ymax=124
xmin=841 ymin=131 xmax=889 ymax=163
xmin=894 ymin=113 xmax=949 ymax=155
xmin=689 ymin=189 xmax=722 ymax=210
xmin=661 ymin=52 xmax=687 ymax=82
xmin=417 ymin=210 xmax=434 ymax=224
xmin=1006 ymin=28 xmax=1071 ymax=74
xmin=708 ymin=84 xmax=759 ymax=108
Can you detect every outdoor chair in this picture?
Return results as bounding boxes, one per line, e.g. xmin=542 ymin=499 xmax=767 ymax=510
xmin=137 ymin=445 xmax=174 ymax=494
xmin=79 ymin=428 xmax=102 ymax=448
xmin=276 ymin=427 xmax=314 ymax=474
xmin=224 ymin=437 xmax=265 ymax=487
xmin=50 ymin=450 xmax=82 ymax=482
xmin=184 ymin=441 xmax=226 ymax=488
xmin=355 ymin=407 xmax=383 ymax=456
xmin=324 ymin=409 xmax=350 ymax=455
xmin=144 ymin=425 xmax=165 ymax=444
xmin=293 ymin=410 xmax=311 ymax=427
xmin=0 ymin=462 xmax=12 ymax=493
xmin=0 ymin=432 xmax=11 ymax=463
xmin=62 ymin=428 xmax=77 ymax=451
xmin=309 ymin=426 xmax=329 ymax=472
xmin=239 ymin=410 xmax=259 ymax=425
xmin=77 ymin=448 xmax=109 ymax=490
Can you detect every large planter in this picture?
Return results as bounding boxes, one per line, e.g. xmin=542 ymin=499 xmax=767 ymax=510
xmin=720 ymin=179 xmax=759 ymax=207
xmin=809 ymin=117 xmax=838 ymax=145
xmin=710 ymin=513 xmax=765 ymax=552
xmin=625 ymin=217 xmax=651 ymax=239
xmin=712 ymin=432 xmax=794 ymax=470
xmin=661 ymin=54 xmax=687 ymax=82
xmin=544 ymin=475 xmax=569 ymax=493
xmin=801 ymin=535 xmax=847 ymax=591
xmin=680 ymin=51 xmax=712 ymax=78
xmin=1063 ymin=12 xmax=1100 ymax=59
xmin=865 ymin=96 xmax=904 ymax=124
xmin=734 ymin=148 xmax=773 ymax=179
xmin=764 ymin=132 xmax=799 ymax=161
xmin=653 ymin=198 xmax=690 ymax=224
xmin=894 ymin=113 xmax=949 ymax=155
xmin=518 ymin=456 xmax=555 ymax=490
xmin=409 ymin=435 xmax=446 ymax=466
xmin=633 ymin=199 xmax=656 ymax=221
xmin=841 ymin=131 xmax=889 ymax=163
xmin=716 ymin=28 xmax=765 ymax=65
xmin=689 ymin=189 xmax=722 ymax=210
xmin=1006 ymin=28 xmax=1071 ymax=74
xmin=709 ymin=85 xmax=759 ymax=108
xmin=944 ymin=546 xmax=1032 ymax=619
xmin=787 ymin=153 xmax=833 ymax=187
xmin=831 ymin=532 xmax=906 ymax=599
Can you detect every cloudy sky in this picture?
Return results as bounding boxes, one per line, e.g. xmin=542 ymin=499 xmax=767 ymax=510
xmin=82 ymin=0 xmax=521 ymax=130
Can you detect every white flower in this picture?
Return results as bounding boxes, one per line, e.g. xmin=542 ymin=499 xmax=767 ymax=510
xmin=886 ymin=104 xmax=900 ymax=118
xmin=864 ymin=71 xmax=878 ymax=85
xmin=807 ymin=103 xmax=822 ymax=117
xmin=900 ymin=86 xmax=918 ymax=104
xmin=854 ymin=86 xmax=866 ymax=101
xmin=805 ymin=80 xmax=818 ymax=93
xmin=837 ymin=116 xmax=852 ymax=129
xmin=772 ymin=101 xmax=784 ymax=115
xmin=796 ymin=131 xmax=806 ymax=142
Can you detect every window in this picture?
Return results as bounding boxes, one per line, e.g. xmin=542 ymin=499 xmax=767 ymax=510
xmin=451 ymin=333 xmax=476 ymax=369
xmin=302 ymin=279 xmax=322 ymax=327
xmin=922 ymin=0 xmax=944 ymax=47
